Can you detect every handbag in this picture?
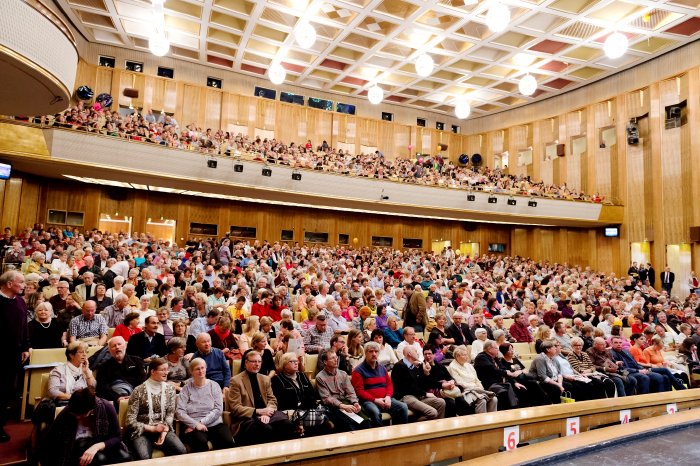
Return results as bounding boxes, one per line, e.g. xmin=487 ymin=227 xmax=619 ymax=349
xmin=292 ymin=405 xmax=328 ymax=428
xmin=439 ymin=387 xmax=463 ymax=399
xmin=560 ymin=391 xmax=575 ymax=403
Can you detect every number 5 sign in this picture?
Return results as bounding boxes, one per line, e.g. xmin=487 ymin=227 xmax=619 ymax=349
xmin=503 ymin=425 xmax=519 ymax=451
xmin=566 ymin=417 xmax=580 ymax=436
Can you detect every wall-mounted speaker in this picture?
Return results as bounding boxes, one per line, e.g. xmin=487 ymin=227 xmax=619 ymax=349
xmin=123 ymin=88 xmax=139 ymax=98
xmin=106 ymin=187 xmax=128 ymax=201
xmin=690 ymin=226 xmax=700 ymax=243
xmin=556 ymin=144 xmax=565 ymax=157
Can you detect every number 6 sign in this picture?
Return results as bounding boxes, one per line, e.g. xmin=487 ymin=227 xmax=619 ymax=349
xmin=620 ymin=409 xmax=631 ymax=424
xmin=566 ymin=417 xmax=580 ymax=436
xmin=503 ymin=425 xmax=519 ymax=451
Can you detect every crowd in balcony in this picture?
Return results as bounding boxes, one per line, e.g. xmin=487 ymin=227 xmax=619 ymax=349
xmin=1 ymin=224 xmax=697 ymax=460
xmin=30 ymin=104 xmax=605 ymax=203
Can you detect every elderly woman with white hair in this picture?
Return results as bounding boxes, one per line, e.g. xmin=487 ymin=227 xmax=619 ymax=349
xmin=447 ymin=345 xmax=498 ymax=414
xmin=471 ymin=328 xmax=489 ymax=360
xmin=29 ymin=301 xmax=67 ymax=348
xmin=176 ymin=358 xmax=235 ymax=452
xmin=105 ymin=275 xmax=126 ymax=300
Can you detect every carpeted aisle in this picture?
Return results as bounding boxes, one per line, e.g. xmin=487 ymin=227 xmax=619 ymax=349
xmin=0 ymin=421 xmax=32 ymax=465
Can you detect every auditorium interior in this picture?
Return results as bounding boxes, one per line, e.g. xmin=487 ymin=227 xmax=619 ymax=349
xmin=2 ymin=0 xmax=700 ymax=464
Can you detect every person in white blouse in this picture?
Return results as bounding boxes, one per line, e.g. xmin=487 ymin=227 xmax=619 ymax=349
xmin=447 ymin=345 xmax=497 ymax=413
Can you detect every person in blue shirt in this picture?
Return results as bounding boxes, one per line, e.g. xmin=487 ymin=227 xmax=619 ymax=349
xmin=610 ymin=336 xmax=667 ymax=393
xmin=192 ymin=333 xmax=230 ymax=388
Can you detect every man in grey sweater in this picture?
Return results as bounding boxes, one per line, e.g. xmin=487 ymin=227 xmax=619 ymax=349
xmin=316 ymin=351 xmax=370 ymax=431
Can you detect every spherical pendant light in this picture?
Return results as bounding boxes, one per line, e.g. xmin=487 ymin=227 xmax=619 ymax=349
xmin=269 ymin=63 xmax=286 ymax=85
xmin=415 ymin=53 xmax=434 ymax=77
xmin=149 ymin=33 xmax=170 ymax=57
xmin=368 ymin=85 xmax=384 ymax=105
xmin=295 ymin=21 xmax=317 ymax=49
xmin=486 ymin=2 xmax=510 ymax=33
xmin=518 ymin=74 xmax=537 ymax=96
xmin=604 ymin=32 xmax=628 ymax=59
xmin=454 ymin=100 xmax=471 ymax=120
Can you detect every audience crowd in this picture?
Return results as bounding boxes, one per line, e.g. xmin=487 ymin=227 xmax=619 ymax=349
xmin=30 ymin=104 xmax=605 ymax=203
xmin=2 ymin=224 xmax=699 ymax=462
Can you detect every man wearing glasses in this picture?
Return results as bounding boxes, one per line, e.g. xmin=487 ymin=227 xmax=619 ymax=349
xmin=227 ymin=351 xmax=295 ymax=445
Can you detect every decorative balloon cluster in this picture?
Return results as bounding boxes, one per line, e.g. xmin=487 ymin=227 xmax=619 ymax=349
xmin=74 ymin=85 xmax=113 ymax=111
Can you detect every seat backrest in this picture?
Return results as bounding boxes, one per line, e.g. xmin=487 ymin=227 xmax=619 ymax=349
xmin=512 ymin=342 xmax=532 ymax=356
xmin=118 ymin=398 xmax=129 ymax=429
xmin=108 ymin=327 xmax=116 ymax=338
xmin=40 ymin=373 xmax=50 ymax=400
xmin=30 ymin=348 xmax=67 ymax=365
xmin=232 ymin=359 xmax=242 ymax=376
xmin=304 ymin=353 xmax=318 ymax=379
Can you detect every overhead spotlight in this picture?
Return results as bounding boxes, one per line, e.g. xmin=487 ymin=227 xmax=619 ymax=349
xmin=528 ymin=200 xmax=538 ymax=207
xmin=486 ymin=2 xmax=510 ymax=33
xmin=626 ymin=119 xmax=639 ymax=145
xmin=467 ymin=194 xmax=476 ymax=201
xmin=604 ymin=31 xmax=628 ymax=59
xmin=149 ymin=33 xmax=170 ymax=57
xmin=507 ymin=198 xmax=517 ymax=206
xmin=295 ymin=21 xmax=317 ymax=49
xmin=455 ymin=100 xmax=471 ymax=119
xmin=415 ymin=54 xmax=434 ymax=77
xmin=488 ymin=196 xmax=498 ymax=204
xmin=519 ymin=74 xmax=537 ymax=96
xmin=269 ymin=62 xmax=286 ymax=85
xmin=233 ymin=163 xmax=243 ymax=172
xmin=292 ymin=170 xmax=302 ymax=181
xmin=262 ymin=167 xmax=272 ymax=177
xmin=368 ymin=85 xmax=384 ymax=105
xmin=207 ymin=158 xmax=217 ymax=169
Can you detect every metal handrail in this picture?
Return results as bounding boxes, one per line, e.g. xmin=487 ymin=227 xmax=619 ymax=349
xmin=2 ymin=117 xmax=620 ymax=205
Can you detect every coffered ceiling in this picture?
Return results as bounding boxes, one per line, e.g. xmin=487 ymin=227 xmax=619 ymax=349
xmin=56 ymin=0 xmax=700 ymax=117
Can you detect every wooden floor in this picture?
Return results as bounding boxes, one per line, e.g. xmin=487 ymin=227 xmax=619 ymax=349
xmin=457 ymin=408 xmax=700 ymax=466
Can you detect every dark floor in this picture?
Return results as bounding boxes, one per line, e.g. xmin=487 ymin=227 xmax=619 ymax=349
xmin=0 ymin=420 xmax=32 ymax=465
xmin=535 ymin=424 xmax=700 ymax=466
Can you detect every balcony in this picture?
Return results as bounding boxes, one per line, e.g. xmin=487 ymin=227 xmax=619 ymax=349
xmin=0 ymin=121 xmax=623 ymax=227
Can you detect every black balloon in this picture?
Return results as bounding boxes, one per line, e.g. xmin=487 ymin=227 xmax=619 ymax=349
xmin=96 ymin=93 xmax=113 ymax=107
xmin=471 ymin=153 xmax=482 ymax=165
xmin=458 ymin=154 xmax=469 ymax=165
xmin=76 ymin=85 xmax=94 ymax=100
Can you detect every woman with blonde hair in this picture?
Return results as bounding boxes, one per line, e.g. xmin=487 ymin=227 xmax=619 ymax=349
xmin=347 ymin=329 xmax=365 ymax=369
xmin=239 ymin=315 xmax=260 ymax=353
xmin=534 ymin=324 xmax=552 ymax=354
xmin=244 ymin=332 xmax=276 ymax=376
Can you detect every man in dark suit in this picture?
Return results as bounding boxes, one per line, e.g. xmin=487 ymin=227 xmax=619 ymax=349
xmin=226 ymin=350 xmax=294 ymax=445
xmin=126 ymin=315 xmax=166 ymax=363
xmin=647 ymin=263 xmax=656 ymax=288
xmin=447 ymin=312 xmax=473 ymax=345
xmin=661 ymin=266 xmax=675 ymax=295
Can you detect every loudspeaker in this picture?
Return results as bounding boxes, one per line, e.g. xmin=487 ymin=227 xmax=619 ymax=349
xmin=690 ymin=226 xmax=700 ymax=243
xmin=207 ymin=159 xmax=217 ymax=169
xmin=106 ymin=187 xmax=128 ymax=201
xmin=528 ymin=200 xmax=537 ymax=207
xmin=488 ymin=197 xmax=497 ymax=204
xmin=507 ymin=199 xmax=517 ymax=206
xmin=556 ymin=144 xmax=565 ymax=157
xmin=233 ymin=164 xmax=243 ymax=173
xmin=467 ymin=194 xmax=476 ymax=201
xmin=123 ymin=88 xmax=139 ymax=98
xmin=262 ymin=168 xmax=272 ymax=177
xmin=292 ymin=173 xmax=302 ymax=181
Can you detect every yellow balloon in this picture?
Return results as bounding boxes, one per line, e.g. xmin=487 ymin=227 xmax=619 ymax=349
xmin=352 ymin=237 xmax=359 ymax=244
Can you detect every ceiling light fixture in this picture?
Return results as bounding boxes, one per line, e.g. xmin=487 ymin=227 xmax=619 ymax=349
xmin=368 ymin=85 xmax=384 ymax=105
xmin=454 ymin=100 xmax=471 ymax=119
xmin=269 ymin=62 xmax=286 ymax=85
xmin=149 ymin=33 xmax=170 ymax=57
xmin=295 ymin=21 xmax=317 ymax=49
xmin=486 ymin=2 xmax=510 ymax=33
xmin=604 ymin=31 xmax=628 ymax=59
xmin=415 ymin=53 xmax=434 ymax=77
xmin=519 ymin=74 xmax=537 ymax=96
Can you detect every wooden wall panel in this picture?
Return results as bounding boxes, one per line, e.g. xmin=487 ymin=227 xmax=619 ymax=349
xmin=255 ymin=97 xmax=276 ymax=132
xmin=658 ymin=78 xmax=684 ymax=244
xmin=204 ymin=90 xmax=223 ymax=132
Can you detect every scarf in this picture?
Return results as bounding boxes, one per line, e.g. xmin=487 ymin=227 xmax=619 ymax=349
xmin=212 ymin=325 xmax=231 ymax=343
xmin=64 ymin=362 xmax=83 ymax=394
xmin=145 ymin=379 xmax=166 ymax=425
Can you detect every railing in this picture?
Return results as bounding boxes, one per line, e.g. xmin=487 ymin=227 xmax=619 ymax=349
xmin=2 ymin=117 xmax=621 ymax=206
xmin=126 ymin=389 xmax=700 ymax=466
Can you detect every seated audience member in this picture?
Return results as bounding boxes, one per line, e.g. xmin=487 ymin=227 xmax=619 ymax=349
xmin=168 ymin=297 xmax=188 ymax=323
xmin=113 ymin=311 xmax=143 ymax=342
xmin=391 ymin=346 xmax=446 ymax=421
xmin=164 ymin=337 xmax=190 ymax=391
xmin=126 ymin=358 xmax=187 ymax=459
xmin=534 ymin=324 xmax=552 ymax=353
xmin=567 ymin=337 xmax=616 ymax=398
xmin=72 ymin=272 xmax=96 ymax=305
xmin=606 ymin=325 xmax=631 ymax=350
xmin=529 ymin=339 xmax=571 ymax=404
xmin=176 ymin=358 xmax=235 ymax=452
xmin=227 ymin=350 xmax=295 ymax=445
xmin=421 ymin=344 xmax=470 ymax=417
xmin=470 ymin=328 xmax=489 ymax=360
xmin=156 ymin=307 xmax=174 ymax=342
xmin=100 ymin=294 xmax=130 ymax=328
xmin=678 ymin=338 xmax=700 ymax=374
xmin=586 ymin=337 xmax=636 ymax=396
xmin=41 ymin=274 xmax=60 ymax=300
xmin=272 ymin=352 xmax=332 ymax=437
xmin=303 ymin=314 xmax=334 ymax=354
xmin=508 ymin=312 xmax=533 ymax=343
xmin=48 ymin=341 xmax=95 ymax=403
xmin=208 ymin=315 xmax=241 ymax=360
xmin=69 ymin=300 xmax=108 ymax=346
xmin=499 ymin=343 xmax=552 ymax=407
xmin=40 ymin=388 xmax=131 ymax=466
xmin=396 ymin=326 xmax=424 ymax=364
xmin=351 ymin=341 xmax=409 ymax=427
xmin=446 ymin=312 xmax=472 ymax=346
xmin=610 ymin=336 xmax=667 ymax=394
xmin=447 ymin=345 xmax=498 ymax=414
xmin=372 ymin=329 xmax=398 ymax=370
xmin=192 ymin=333 xmax=230 ymax=388
xmin=430 ymin=313 xmax=455 ymax=345
xmin=552 ymin=340 xmax=606 ymax=401
xmin=491 ymin=316 xmax=515 ymax=343
xmin=92 ymin=283 xmax=113 ymax=312
xmin=96 ymin=337 xmax=146 ymax=403
xmin=552 ymin=321 xmax=573 ymax=356
xmin=126 ymin=315 xmax=167 ymax=363
xmin=328 ymin=303 xmax=350 ymax=333
xmin=347 ymin=329 xmax=365 ymax=369
xmin=639 ymin=335 xmax=688 ymax=389
xmin=190 ymin=309 xmax=221 ymax=342
xmin=383 ymin=315 xmax=404 ymax=348
xmin=542 ymin=304 xmax=562 ymax=328
xmin=317 ymin=334 xmax=353 ymax=375
xmin=473 ymin=340 xmax=519 ymax=409
xmin=133 ymin=295 xmax=155 ymax=326
xmin=238 ymin=314 xmax=261 ymax=353
xmin=244 ymin=332 xmax=276 ymax=376
xmin=316 ymin=350 xmax=371 ymax=432
xmin=172 ymin=318 xmax=196 ymax=354
xmin=29 ymin=301 xmax=66 ymax=349
xmin=470 ymin=313 xmax=493 ymax=340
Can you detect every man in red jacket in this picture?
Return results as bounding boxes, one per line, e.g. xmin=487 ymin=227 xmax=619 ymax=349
xmin=509 ymin=312 xmax=533 ymax=343
xmin=351 ymin=342 xmax=408 ymax=427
